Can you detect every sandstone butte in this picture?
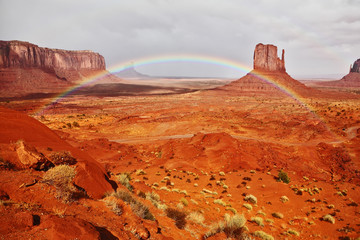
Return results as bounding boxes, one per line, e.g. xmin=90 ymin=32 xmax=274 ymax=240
xmin=253 ymin=43 xmax=285 ymax=72
xmin=217 ymin=43 xmax=323 ymax=98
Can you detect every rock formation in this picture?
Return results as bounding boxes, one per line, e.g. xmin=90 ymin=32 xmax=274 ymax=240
xmin=218 ymin=43 xmax=316 ymax=97
xmin=0 ymin=40 xmax=124 ymax=97
xmin=0 ymin=40 xmax=105 ymax=71
xmin=253 ymin=43 xmax=285 ymax=72
xmin=350 ymin=58 xmax=360 ymax=73
xmin=316 ymin=58 xmax=360 ymax=88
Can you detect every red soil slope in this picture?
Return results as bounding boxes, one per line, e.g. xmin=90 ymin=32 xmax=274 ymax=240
xmin=0 ymin=106 xmax=113 ymax=198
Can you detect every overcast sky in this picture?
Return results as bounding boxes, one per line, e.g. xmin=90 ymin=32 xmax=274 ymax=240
xmin=1 ymin=0 xmax=360 ymax=78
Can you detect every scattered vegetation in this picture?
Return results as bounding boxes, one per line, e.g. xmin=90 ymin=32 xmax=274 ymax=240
xmin=103 ymin=197 xmax=123 ymax=216
xmin=165 ymin=207 xmax=187 ymax=229
xmin=42 ymin=165 xmax=77 ymax=202
xmin=251 ymin=216 xmax=264 ymax=227
xmin=243 ymin=203 xmax=253 ymax=210
xmin=322 ymin=214 xmax=335 ymax=224
xmin=117 ymin=172 xmax=133 ymax=191
xmin=244 ymin=194 xmax=257 ymax=204
xmin=280 ymin=195 xmax=289 ymax=203
xmin=186 ymin=211 xmax=205 ymax=225
xmin=180 ymin=197 xmax=189 ymax=206
xmin=287 ymin=229 xmax=300 ymax=236
xmin=278 ymin=170 xmax=290 ymax=184
xmin=214 ymin=199 xmax=226 ymax=206
xmin=203 ymin=214 xmax=248 ymax=239
xmin=111 ymin=190 xmax=155 ymax=221
xmin=253 ymin=230 xmax=274 ymax=240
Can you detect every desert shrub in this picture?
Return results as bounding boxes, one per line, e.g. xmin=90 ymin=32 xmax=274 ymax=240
xmin=135 ymin=169 xmax=146 ymax=176
xmin=130 ymin=201 xmax=155 ymax=220
xmin=180 ymin=197 xmax=189 ymax=206
xmin=113 ymin=189 xmax=135 ymax=203
xmin=117 ymin=172 xmax=133 ymax=191
xmin=278 ymin=170 xmax=290 ymax=184
xmin=66 ymin=123 xmax=72 ymax=128
xmin=112 ymin=190 xmax=155 ymax=221
xmin=214 ymin=199 xmax=226 ymax=206
xmin=322 ymin=214 xmax=335 ymax=224
xmin=49 ymin=151 xmax=77 ymax=166
xmin=42 ymin=165 xmax=77 ymax=202
xmin=243 ymin=203 xmax=253 ymax=210
xmin=165 ymin=208 xmax=187 ymax=229
xmin=271 ymin=212 xmax=284 ymax=219
xmin=186 ymin=211 xmax=205 ymax=225
xmin=280 ymin=195 xmax=289 ymax=203
xmin=257 ymin=210 xmax=266 ymax=216
xmin=253 ymin=230 xmax=274 ymax=240
xmin=244 ymin=194 xmax=257 ymax=204
xmin=204 ymin=213 xmax=248 ymax=239
xmin=251 ymin=217 xmax=264 ymax=227
xmin=226 ymin=207 xmax=237 ymax=214
xmin=103 ymin=198 xmax=123 ymax=216
xmin=287 ymin=229 xmax=300 ymax=236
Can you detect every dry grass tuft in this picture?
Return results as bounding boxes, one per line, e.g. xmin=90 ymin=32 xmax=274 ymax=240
xmin=204 ymin=213 xmax=249 ymax=239
xmin=42 ymin=165 xmax=77 ymax=202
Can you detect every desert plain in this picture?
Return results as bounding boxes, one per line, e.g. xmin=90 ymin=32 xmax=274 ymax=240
xmin=0 ymin=41 xmax=360 ymax=240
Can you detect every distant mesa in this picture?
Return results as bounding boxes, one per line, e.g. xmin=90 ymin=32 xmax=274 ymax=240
xmin=0 ymin=40 xmax=105 ymax=72
xmin=316 ymin=58 xmax=360 ymax=88
xmin=114 ymin=62 xmax=151 ymax=79
xmin=0 ymin=40 xmax=121 ymax=97
xmin=218 ymin=43 xmax=315 ymax=97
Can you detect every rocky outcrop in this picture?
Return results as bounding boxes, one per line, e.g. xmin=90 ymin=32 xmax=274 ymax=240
xmin=0 ymin=40 xmax=105 ymax=71
xmin=217 ymin=43 xmax=321 ymax=97
xmin=350 ymin=59 xmax=360 ymax=73
xmin=253 ymin=43 xmax=285 ymax=72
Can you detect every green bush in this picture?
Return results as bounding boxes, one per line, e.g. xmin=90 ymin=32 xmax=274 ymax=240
xmin=278 ymin=170 xmax=290 ymax=184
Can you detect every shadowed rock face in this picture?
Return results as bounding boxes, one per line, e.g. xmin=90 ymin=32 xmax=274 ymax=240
xmin=350 ymin=59 xmax=360 ymax=73
xmin=0 ymin=40 xmax=105 ymax=71
xmin=253 ymin=43 xmax=285 ymax=72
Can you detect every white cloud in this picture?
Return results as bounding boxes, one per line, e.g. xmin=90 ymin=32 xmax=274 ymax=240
xmin=0 ymin=0 xmax=359 ymax=77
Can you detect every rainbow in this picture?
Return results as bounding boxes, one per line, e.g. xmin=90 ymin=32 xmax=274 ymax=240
xmin=33 ymin=53 xmax=341 ymax=141
xmin=35 ymin=54 xmax=255 ymax=115
xmin=33 ymin=54 xmax=306 ymax=111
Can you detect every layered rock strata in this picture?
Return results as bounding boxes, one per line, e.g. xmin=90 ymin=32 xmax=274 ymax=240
xmin=0 ymin=40 xmax=105 ymax=71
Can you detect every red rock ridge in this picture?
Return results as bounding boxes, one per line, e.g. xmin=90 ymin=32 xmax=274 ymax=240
xmin=0 ymin=40 xmax=105 ymax=71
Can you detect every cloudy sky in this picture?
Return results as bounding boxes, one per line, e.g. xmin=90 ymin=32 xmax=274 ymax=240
xmin=1 ymin=0 xmax=359 ymax=78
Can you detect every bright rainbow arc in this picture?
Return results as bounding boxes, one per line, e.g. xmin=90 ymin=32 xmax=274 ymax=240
xmin=34 ymin=54 xmax=337 ymax=140
xmin=35 ymin=54 xmax=307 ymax=113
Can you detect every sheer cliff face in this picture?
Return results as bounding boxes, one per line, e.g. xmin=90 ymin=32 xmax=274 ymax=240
xmin=253 ymin=43 xmax=285 ymax=72
xmin=350 ymin=59 xmax=360 ymax=73
xmin=0 ymin=41 xmax=105 ymax=71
